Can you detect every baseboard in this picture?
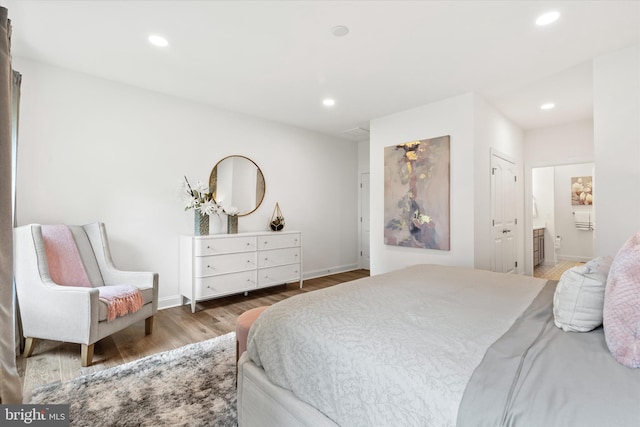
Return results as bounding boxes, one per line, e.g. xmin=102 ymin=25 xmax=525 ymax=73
xmin=556 ymin=255 xmax=592 ymax=262
xmin=303 ymin=264 xmax=360 ymax=281
xmin=158 ymin=295 xmax=183 ymax=310
xmin=158 ymin=264 xmax=361 ymax=311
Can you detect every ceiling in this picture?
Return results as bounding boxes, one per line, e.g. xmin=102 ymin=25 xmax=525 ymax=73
xmin=2 ymin=1 xmax=639 ymax=141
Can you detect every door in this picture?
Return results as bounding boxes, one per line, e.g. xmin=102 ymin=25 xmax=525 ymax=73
xmin=360 ymin=173 xmax=370 ymax=270
xmin=491 ymin=154 xmax=517 ymax=273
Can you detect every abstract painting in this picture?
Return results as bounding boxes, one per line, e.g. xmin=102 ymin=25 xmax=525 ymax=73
xmin=384 ymin=135 xmax=450 ymax=250
xmin=571 ymin=176 xmax=593 ymax=205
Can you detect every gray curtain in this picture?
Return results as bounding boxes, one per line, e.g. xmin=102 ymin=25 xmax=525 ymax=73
xmin=0 ymin=6 xmax=23 ymax=404
xmin=12 ymin=69 xmax=22 ymax=357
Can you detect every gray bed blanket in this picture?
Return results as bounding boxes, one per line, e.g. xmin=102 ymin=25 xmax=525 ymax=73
xmin=458 ymin=281 xmax=640 ymax=427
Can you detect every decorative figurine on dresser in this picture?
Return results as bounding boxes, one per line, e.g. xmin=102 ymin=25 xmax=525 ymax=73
xmin=179 ymin=156 xmax=302 ymax=313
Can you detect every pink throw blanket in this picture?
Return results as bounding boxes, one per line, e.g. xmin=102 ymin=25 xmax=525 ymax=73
xmin=97 ymin=285 xmax=145 ymax=322
xmin=41 ymin=224 xmax=144 ymax=321
xmin=41 ymin=224 xmax=92 ymax=287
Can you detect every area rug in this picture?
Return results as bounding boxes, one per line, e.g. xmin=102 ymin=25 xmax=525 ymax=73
xmin=30 ymin=333 xmax=237 ymax=427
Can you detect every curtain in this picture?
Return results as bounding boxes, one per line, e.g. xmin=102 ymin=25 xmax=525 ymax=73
xmin=0 ymin=6 xmax=23 ymax=404
xmin=12 ymin=69 xmax=22 ymax=357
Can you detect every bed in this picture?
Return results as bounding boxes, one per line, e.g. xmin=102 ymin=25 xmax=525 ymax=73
xmin=237 ymin=264 xmax=640 ymax=427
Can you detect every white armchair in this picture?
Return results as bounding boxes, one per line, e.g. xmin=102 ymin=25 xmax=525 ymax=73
xmin=14 ymin=222 xmax=158 ymax=366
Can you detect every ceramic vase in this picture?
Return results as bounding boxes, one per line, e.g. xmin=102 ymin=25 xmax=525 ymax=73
xmin=194 ymin=211 xmax=209 ymax=236
xmin=227 ymin=215 xmax=238 ymax=234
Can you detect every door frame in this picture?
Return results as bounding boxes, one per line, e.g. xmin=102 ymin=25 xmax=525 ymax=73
xmin=524 ymin=156 xmax=594 ymax=276
xmin=358 ymin=172 xmax=370 ymax=270
xmin=490 ymin=149 xmax=518 ymax=273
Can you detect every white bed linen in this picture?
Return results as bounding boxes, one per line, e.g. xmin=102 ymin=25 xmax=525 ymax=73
xmin=247 ymin=264 xmax=546 ymax=427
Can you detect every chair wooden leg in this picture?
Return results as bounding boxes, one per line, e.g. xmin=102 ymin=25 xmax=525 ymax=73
xmin=81 ymin=344 xmax=94 ymax=367
xmin=145 ymin=316 xmax=154 ymax=335
xmin=24 ymin=337 xmax=36 ymax=358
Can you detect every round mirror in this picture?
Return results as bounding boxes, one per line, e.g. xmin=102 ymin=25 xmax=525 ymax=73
xmin=209 ymin=155 xmax=266 ymax=217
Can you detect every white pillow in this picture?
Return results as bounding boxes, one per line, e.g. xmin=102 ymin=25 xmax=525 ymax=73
xmin=584 ymin=256 xmax=613 ymax=276
xmin=553 ymin=260 xmax=610 ymax=332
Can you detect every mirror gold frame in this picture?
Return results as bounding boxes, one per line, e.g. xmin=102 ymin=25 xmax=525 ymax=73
xmin=209 ymin=155 xmax=266 ymax=217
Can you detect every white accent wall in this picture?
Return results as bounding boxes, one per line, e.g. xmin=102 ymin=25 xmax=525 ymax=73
xmin=524 ymin=120 xmax=594 ymax=166
xmin=593 ymin=46 xmax=640 ymax=258
xmin=369 ymin=93 xmax=524 ymax=275
xmin=524 ymin=119 xmax=595 ymax=274
xmin=14 ymin=57 xmax=359 ymax=309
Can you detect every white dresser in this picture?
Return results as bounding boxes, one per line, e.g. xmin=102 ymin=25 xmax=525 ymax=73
xmin=180 ymin=231 xmax=302 ymax=312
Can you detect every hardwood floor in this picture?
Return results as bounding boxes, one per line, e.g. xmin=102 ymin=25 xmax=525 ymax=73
xmin=534 ymin=260 xmax=584 ymax=280
xmin=17 ymin=269 xmax=370 ymax=402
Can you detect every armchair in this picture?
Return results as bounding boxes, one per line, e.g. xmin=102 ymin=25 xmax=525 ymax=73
xmin=14 ymin=222 xmax=158 ymax=366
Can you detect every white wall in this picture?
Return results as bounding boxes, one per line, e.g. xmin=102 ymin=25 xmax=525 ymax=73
xmin=14 ymin=58 xmax=359 ymax=308
xmin=473 ymin=96 xmax=525 ymax=272
xmin=524 ymin=120 xmax=595 ymax=167
xmin=370 ymin=93 xmax=475 ymax=274
xmin=553 ymin=163 xmax=595 ymax=261
xmin=523 ymin=119 xmax=594 ymax=274
xmin=593 ymin=46 xmax=640 ymax=257
xmin=369 ymin=93 xmax=524 ymax=275
xmin=358 ymin=139 xmax=370 ymax=174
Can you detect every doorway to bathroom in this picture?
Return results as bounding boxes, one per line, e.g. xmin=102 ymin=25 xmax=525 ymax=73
xmin=531 ymin=162 xmax=595 ymax=279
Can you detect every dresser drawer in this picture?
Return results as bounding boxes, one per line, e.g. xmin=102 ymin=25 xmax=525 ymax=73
xmin=258 ymin=233 xmax=301 ymax=250
xmin=195 ymin=271 xmax=257 ymax=298
xmin=258 ymin=264 xmax=301 ymax=287
xmin=194 ymin=236 xmax=256 ymax=256
xmin=195 ymin=252 xmax=256 ymax=277
xmin=258 ymin=247 xmax=300 ymax=268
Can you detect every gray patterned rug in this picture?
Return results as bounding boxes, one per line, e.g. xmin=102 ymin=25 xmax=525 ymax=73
xmin=30 ymin=333 xmax=237 ymax=426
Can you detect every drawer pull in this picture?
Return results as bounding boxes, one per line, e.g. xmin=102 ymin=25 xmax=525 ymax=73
xmin=264 ymin=257 xmax=268 ymax=261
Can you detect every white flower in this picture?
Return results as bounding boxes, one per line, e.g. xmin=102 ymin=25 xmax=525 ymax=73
xmin=181 ymin=176 xmax=223 ymax=216
xmin=224 ymin=206 xmax=239 ymax=216
xmin=184 ymin=196 xmax=198 ymax=210
xmin=193 ymin=180 xmax=209 ymax=195
xmin=200 ymin=200 xmax=220 ymax=216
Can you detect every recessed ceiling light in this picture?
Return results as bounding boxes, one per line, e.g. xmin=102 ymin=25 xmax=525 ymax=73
xmin=148 ymin=34 xmax=169 ymax=47
xmin=540 ymin=103 xmax=555 ymax=110
xmin=536 ymin=11 xmax=560 ymax=26
xmin=323 ymin=99 xmax=336 ymax=107
xmin=331 ymin=25 xmax=349 ymax=37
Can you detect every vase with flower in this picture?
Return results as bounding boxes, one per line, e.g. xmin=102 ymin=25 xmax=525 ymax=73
xmin=182 ymin=176 xmax=222 ymax=236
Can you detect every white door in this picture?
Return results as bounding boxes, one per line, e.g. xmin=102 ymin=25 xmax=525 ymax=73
xmin=360 ymin=173 xmax=370 ymax=270
xmin=491 ymin=154 xmax=517 ymax=273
